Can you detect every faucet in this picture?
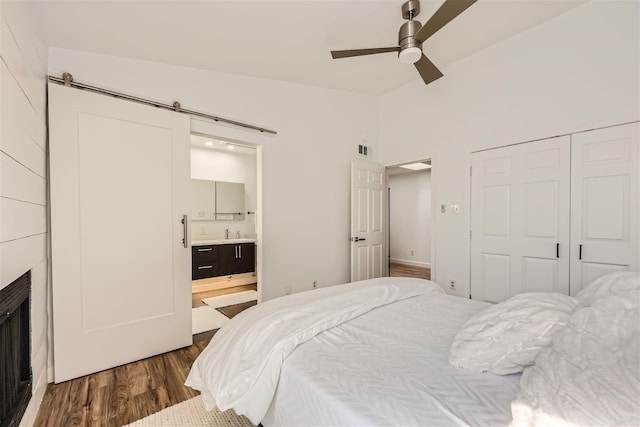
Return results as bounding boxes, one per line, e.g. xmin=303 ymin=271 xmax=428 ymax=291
xmin=225 ymin=229 xmax=230 ymax=239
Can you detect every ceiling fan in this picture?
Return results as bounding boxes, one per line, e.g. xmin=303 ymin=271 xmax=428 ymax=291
xmin=330 ymin=0 xmax=477 ymax=86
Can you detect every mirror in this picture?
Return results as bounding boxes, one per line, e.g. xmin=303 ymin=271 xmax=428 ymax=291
xmin=190 ymin=179 xmax=245 ymax=221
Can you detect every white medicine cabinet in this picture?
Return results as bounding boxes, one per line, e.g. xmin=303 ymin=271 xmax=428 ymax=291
xmin=190 ymin=179 xmax=245 ymax=220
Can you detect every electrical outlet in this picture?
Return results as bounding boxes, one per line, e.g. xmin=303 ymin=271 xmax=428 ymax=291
xmin=449 ymin=280 xmax=456 ymax=290
xmin=313 ymin=280 xmax=317 ymax=289
xmin=410 ymin=250 xmax=414 ymax=256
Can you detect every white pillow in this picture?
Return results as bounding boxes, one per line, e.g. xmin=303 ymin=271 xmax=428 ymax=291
xmin=574 ymin=271 xmax=639 ymax=307
xmin=449 ymin=293 xmax=578 ymax=375
xmin=511 ymin=293 xmax=640 ymax=427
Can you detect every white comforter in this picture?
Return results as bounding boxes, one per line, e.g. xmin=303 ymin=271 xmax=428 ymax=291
xmin=185 ymin=277 xmax=444 ymax=424
xmin=512 ymin=272 xmax=640 ymax=427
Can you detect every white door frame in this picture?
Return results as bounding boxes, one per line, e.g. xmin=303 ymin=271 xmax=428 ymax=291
xmin=384 ymin=156 xmax=437 ymax=282
xmin=190 ymin=119 xmax=269 ymax=303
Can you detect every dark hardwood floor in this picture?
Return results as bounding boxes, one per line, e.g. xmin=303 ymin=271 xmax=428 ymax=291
xmin=35 ymin=285 xmax=258 ymax=427
xmin=34 ymin=340 xmax=209 ymax=427
xmin=389 ymin=262 xmax=431 ymax=280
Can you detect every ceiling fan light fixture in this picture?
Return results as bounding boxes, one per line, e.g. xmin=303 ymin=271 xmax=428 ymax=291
xmin=399 ymin=47 xmax=422 ymax=64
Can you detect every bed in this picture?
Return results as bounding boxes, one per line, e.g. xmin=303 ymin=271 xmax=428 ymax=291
xmin=185 ymin=274 xmax=640 ymax=427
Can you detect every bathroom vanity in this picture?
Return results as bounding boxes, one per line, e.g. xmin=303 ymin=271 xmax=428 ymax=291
xmin=191 ymin=239 xmax=256 ymax=292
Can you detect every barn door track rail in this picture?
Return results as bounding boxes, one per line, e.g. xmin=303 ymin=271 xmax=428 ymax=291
xmin=48 ymin=72 xmax=277 ymax=135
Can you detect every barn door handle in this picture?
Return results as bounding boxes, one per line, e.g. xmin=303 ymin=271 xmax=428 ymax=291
xmin=181 ymin=215 xmax=188 ymax=248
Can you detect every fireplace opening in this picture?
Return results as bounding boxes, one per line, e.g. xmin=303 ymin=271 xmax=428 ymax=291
xmin=0 ymin=270 xmax=32 ymax=427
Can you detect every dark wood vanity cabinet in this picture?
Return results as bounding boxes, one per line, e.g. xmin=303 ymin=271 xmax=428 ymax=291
xmin=192 ymin=242 xmax=255 ymax=280
xmin=191 ymin=245 xmax=221 ymax=279
xmin=218 ymin=243 xmax=255 ymax=276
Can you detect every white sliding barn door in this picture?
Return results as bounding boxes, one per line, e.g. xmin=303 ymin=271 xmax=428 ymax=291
xmin=471 ymin=137 xmax=570 ymax=302
xmin=49 ymin=84 xmax=192 ymax=382
xmin=569 ymin=123 xmax=639 ymax=295
xmin=351 ymin=160 xmax=386 ymax=281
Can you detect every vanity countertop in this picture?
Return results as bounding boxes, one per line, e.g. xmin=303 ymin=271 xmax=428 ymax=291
xmin=192 ymin=238 xmax=256 ymax=246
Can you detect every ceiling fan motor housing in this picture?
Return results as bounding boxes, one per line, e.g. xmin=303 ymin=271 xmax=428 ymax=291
xmin=398 ymin=20 xmax=423 ymax=63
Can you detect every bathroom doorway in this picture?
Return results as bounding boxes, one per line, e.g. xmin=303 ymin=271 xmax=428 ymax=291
xmin=189 ymin=133 xmax=260 ymax=340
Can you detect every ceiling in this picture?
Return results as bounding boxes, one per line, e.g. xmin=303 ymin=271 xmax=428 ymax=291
xmin=33 ymin=0 xmax=587 ymax=96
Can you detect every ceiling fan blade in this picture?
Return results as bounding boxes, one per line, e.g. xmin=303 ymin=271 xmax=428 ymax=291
xmin=415 ymin=0 xmax=477 ymax=43
xmin=331 ymin=47 xmax=399 ymax=59
xmin=414 ymin=54 xmax=444 ymax=85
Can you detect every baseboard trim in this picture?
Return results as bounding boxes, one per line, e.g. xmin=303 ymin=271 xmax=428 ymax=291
xmin=390 ymin=259 xmax=431 ymax=268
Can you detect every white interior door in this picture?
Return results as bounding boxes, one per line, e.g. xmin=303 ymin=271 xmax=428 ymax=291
xmin=569 ymin=122 xmax=639 ymax=295
xmin=351 ymin=160 xmax=386 ymax=281
xmin=49 ymin=83 xmax=192 ymax=382
xmin=471 ymin=136 xmax=570 ymax=302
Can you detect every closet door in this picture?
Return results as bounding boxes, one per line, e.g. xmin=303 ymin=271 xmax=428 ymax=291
xmin=569 ymin=122 xmax=639 ymax=295
xmin=471 ymin=136 xmax=570 ymax=302
xmin=49 ymin=83 xmax=192 ymax=382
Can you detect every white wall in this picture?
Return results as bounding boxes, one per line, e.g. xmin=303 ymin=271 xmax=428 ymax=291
xmin=388 ymin=170 xmax=431 ymax=267
xmin=379 ymin=1 xmax=639 ymax=297
xmin=190 ymin=146 xmax=257 ymax=240
xmin=0 ymin=2 xmax=49 ymax=425
xmin=48 ymin=48 xmax=380 ymax=301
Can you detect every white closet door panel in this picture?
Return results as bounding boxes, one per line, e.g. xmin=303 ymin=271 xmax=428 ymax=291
xmin=49 ymin=83 xmax=191 ymax=382
xmin=522 ymin=257 xmax=558 ymax=293
xmin=471 ymin=136 xmax=570 ymax=302
xmin=482 ymin=185 xmax=511 ymax=237
xmin=519 ymin=140 xmax=570 ymax=295
xmin=481 ymin=253 xmax=511 ymax=303
xmin=570 ymin=122 xmax=639 ymax=295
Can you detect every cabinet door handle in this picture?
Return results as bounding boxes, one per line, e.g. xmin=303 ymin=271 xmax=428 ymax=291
xmin=239 ymin=245 xmax=242 ymax=258
xmin=197 ymin=265 xmax=213 ymax=270
xmin=556 ymin=243 xmax=559 ymax=258
xmin=197 ymin=248 xmax=212 ymax=252
xmin=579 ymin=244 xmax=582 ymax=260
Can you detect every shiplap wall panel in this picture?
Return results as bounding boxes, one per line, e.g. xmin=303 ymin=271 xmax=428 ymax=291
xmin=0 ymin=63 xmax=46 ymax=176
xmin=0 ymin=17 xmax=45 ymax=113
xmin=1 ymin=152 xmax=46 ymax=204
xmin=0 ymin=234 xmax=46 ymax=289
xmin=0 ymin=198 xmax=46 ymax=242
xmin=0 ymin=2 xmax=49 ymax=425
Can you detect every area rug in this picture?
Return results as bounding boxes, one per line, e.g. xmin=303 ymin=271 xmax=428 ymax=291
xmin=192 ymin=306 xmax=229 ymax=334
xmin=216 ymin=300 xmax=257 ymax=319
xmin=123 ymin=395 xmax=254 ymax=426
xmin=202 ymin=290 xmax=257 ymax=309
